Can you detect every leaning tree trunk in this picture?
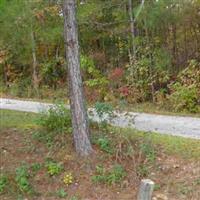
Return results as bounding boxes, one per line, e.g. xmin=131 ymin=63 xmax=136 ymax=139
xmin=63 ymin=0 xmax=93 ymax=156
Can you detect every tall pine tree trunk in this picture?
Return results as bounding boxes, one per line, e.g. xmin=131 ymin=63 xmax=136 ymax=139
xmin=63 ymin=0 xmax=93 ymax=156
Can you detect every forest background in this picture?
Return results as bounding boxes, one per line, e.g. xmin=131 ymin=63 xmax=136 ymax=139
xmin=0 ymin=0 xmax=200 ymax=114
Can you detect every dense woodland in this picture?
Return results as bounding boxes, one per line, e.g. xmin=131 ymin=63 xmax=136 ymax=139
xmin=0 ymin=0 xmax=200 ymax=113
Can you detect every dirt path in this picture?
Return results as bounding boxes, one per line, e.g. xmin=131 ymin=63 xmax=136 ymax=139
xmin=1 ymin=98 xmax=200 ymax=139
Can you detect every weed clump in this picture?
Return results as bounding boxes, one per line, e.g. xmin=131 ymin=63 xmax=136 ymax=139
xmin=15 ymin=164 xmax=32 ymax=194
xmin=45 ymin=160 xmax=63 ymax=176
xmin=92 ymin=164 xmax=126 ymax=185
xmin=96 ymin=137 xmax=113 ymax=154
xmin=0 ymin=175 xmax=8 ymax=194
xmin=56 ymin=188 xmax=68 ymax=198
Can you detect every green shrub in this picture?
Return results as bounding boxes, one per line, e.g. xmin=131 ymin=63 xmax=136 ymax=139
xmin=8 ymin=77 xmax=33 ymax=98
xmin=81 ymin=55 xmax=109 ymax=88
xmin=168 ymin=83 xmax=199 ymax=113
xmin=37 ymin=103 xmax=72 ymax=133
xmin=126 ymin=46 xmax=170 ymax=102
xmin=94 ymin=102 xmax=113 ymax=122
xmin=168 ymin=60 xmax=200 ymax=113
xmin=40 ymin=58 xmax=66 ymax=89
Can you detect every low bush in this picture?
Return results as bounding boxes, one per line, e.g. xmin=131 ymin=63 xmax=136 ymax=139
xmin=168 ymin=83 xmax=199 ymax=113
xmin=94 ymin=102 xmax=113 ymax=121
xmin=37 ymin=103 xmax=72 ymax=134
xmin=168 ymin=60 xmax=200 ymax=113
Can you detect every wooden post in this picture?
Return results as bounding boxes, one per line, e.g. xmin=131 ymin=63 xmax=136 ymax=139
xmin=137 ymin=179 xmax=155 ymax=200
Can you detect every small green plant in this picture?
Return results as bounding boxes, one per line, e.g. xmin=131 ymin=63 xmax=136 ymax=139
xmin=140 ymin=141 xmax=156 ymax=163
xmin=91 ymin=165 xmax=107 ymax=183
xmin=94 ymin=102 xmax=113 ymax=122
xmin=17 ymin=195 xmax=24 ymax=200
xmin=136 ymin=164 xmax=149 ymax=177
xmin=92 ymin=164 xmax=126 ymax=185
xmin=179 ymin=184 xmax=192 ymax=195
xmin=46 ymin=161 xmax=63 ymax=176
xmin=194 ymin=177 xmax=200 ymax=185
xmin=154 ymin=183 xmax=161 ymax=191
xmin=31 ymin=163 xmax=42 ymax=173
xmin=32 ymin=131 xmax=55 ymax=147
xmin=15 ymin=164 xmax=32 ymax=193
xmin=56 ymin=188 xmax=68 ymax=198
xmin=106 ymin=165 xmax=127 ymax=185
xmin=37 ymin=103 xmax=72 ymax=134
xmin=70 ymin=195 xmax=79 ymax=200
xmin=0 ymin=175 xmax=8 ymax=194
xmin=97 ymin=137 xmax=113 ymax=154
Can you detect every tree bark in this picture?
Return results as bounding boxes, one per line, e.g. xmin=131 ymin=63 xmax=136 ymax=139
xmin=128 ymin=0 xmax=145 ymax=59
xmin=31 ymin=31 xmax=39 ymax=92
xmin=63 ymin=0 xmax=93 ymax=156
xmin=172 ymin=24 xmax=177 ymax=69
xmin=128 ymin=0 xmax=135 ymax=58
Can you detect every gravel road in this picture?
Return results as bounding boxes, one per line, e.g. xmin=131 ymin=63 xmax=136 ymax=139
xmin=1 ymin=98 xmax=200 ymax=139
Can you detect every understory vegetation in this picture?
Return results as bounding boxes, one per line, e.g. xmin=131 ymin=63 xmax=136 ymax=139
xmin=0 ymin=109 xmax=200 ymax=199
xmin=0 ymin=0 xmax=200 ymax=114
